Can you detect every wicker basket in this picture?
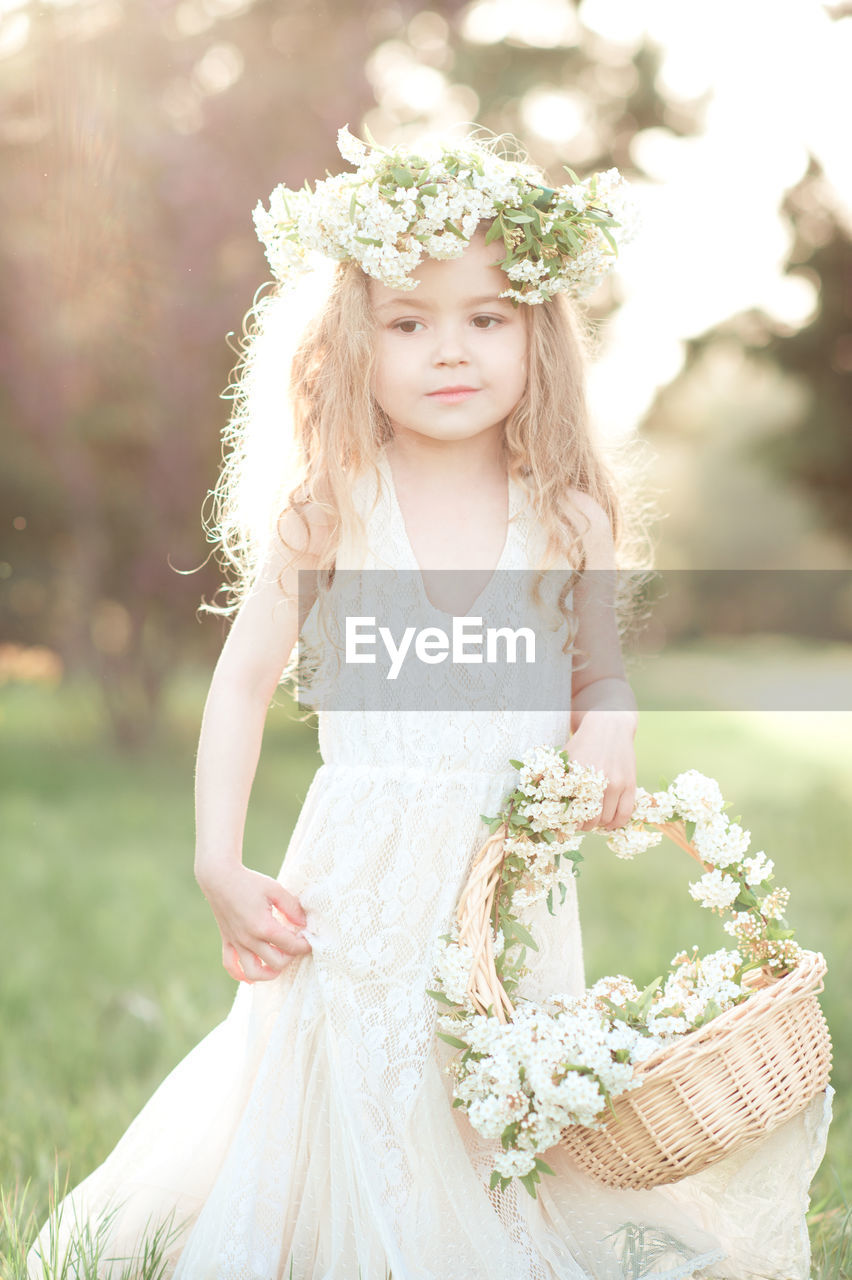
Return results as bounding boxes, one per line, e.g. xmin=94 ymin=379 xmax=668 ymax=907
xmin=455 ymin=824 xmax=833 ymax=1191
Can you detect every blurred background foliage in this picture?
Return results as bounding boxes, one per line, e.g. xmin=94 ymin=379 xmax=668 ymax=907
xmin=2 ymin=0 xmax=848 ymax=746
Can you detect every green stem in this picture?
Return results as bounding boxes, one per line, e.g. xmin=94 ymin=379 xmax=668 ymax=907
xmin=492 ymin=799 xmax=515 ymax=936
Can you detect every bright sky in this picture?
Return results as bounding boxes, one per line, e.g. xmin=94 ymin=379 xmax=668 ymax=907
xmin=367 ymin=0 xmax=852 ymax=437
xmin=580 ymin=0 xmax=852 ymax=436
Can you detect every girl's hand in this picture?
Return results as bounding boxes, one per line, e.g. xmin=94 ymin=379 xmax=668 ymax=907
xmin=195 ymin=863 xmax=313 ymax=984
xmin=565 ymin=710 xmax=637 ymax=832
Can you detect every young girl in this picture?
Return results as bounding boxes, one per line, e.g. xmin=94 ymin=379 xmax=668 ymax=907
xmin=30 ymin=127 xmax=831 ymax=1280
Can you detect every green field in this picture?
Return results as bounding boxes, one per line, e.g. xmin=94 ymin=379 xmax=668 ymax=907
xmin=1 ymin=656 xmax=850 ymax=1274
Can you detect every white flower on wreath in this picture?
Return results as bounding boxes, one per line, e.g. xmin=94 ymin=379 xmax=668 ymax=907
xmin=432 ymin=930 xmax=476 ymax=1009
xmin=516 ymin=745 xmax=568 ymax=798
xmin=588 ymin=974 xmax=641 ymax=1005
xmin=692 ymin=813 xmax=751 ymax=868
xmin=743 ymin=850 xmax=774 ymax=886
xmin=688 ymin=867 xmax=741 ymax=911
xmin=606 ymin=822 xmax=664 ymax=861
xmin=760 ymin=886 xmax=791 ymax=921
xmin=632 ymin=787 xmax=677 ymax=824
xmin=669 ymin=770 xmax=726 ymax=822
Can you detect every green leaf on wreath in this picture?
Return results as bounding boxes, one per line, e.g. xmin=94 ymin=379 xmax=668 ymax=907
xmin=506 ymin=919 xmax=539 ymax=951
xmin=532 ymin=187 xmax=555 ymax=211
xmin=599 ymin=223 xmax=619 ymax=254
xmin=502 ymin=1122 xmax=521 ymax=1149
xmin=436 ymin=1031 xmax=470 ymax=1051
xmin=425 ymin=988 xmax=459 ymax=1007
xmin=694 ymin=999 xmax=722 ymax=1028
xmin=636 ymin=977 xmax=663 ymax=1016
xmin=484 ymin=219 xmax=503 ymax=246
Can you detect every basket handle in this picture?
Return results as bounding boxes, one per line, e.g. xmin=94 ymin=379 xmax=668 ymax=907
xmin=455 ymin=817 xmax=722 ymax=1023
xmin=456 ymin=827 xmax=517 ymax=1021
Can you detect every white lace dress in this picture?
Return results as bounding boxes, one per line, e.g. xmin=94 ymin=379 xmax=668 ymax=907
xmin=29 ymin=451 xmax=832 ymax=1280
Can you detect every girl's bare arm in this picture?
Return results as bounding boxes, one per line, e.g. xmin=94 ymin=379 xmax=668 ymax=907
xmin=194 ymin=503 xmax=332 ymax=983
xmin=564 ymin=490 xmax=638 ymax=830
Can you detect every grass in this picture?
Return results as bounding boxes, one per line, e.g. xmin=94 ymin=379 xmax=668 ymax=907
xmin=0 ymin=648 xmax=850 ymax=1276
xmin=2 ymin=1176 xmax=183 ymax=1280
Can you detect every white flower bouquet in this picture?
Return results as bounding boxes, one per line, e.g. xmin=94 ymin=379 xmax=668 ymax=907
xmin=427 ymin=748 xmax=831 ymax=1198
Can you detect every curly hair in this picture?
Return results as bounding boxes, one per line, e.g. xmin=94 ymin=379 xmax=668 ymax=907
xmin=199 ymin=139 xmax=658 ymax=690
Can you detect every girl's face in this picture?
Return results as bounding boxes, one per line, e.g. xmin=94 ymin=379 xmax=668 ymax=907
xmin=368 ymin=230 xmax=528 ymax=448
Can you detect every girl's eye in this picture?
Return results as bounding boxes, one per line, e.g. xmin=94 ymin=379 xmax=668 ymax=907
xmin=391 ymin=315 xmax=504 ymax=333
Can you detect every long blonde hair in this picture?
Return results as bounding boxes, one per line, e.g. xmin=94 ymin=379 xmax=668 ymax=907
xmin=200 ymin=152 xmax=657 ymax=678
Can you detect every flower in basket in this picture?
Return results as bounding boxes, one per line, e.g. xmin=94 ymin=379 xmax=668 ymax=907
xmin=427 ymin=752 xmax=808 ymax=1199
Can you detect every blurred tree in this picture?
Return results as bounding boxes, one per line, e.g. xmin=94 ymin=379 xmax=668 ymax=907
xmin=744 ymin=161 xmax=852 ymax=543
xmin=650 ymin=158 xmax=852 ymax=547
xmin=0 ymin=0 xmax=393 ymax=746
xmin=0 ymin=0 xmax=703 ymax=747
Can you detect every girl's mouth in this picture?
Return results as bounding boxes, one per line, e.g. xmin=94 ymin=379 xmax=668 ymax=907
xmin=427 ymin=387 xmax=481 ymax=404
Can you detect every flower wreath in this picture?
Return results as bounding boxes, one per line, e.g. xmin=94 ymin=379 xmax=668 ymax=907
xmin=252 ymin=125 xmax=640 ymax=304
xmin=427 ymin=748 xmax=807 ymax=1199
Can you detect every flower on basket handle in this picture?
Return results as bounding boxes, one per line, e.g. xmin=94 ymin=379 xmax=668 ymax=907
xmin=426 ymin=748 xmax=805 ymax=1200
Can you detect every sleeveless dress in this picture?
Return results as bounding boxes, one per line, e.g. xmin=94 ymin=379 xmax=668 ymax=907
xmin=29 ymin=450 xmax=832 ymax=1280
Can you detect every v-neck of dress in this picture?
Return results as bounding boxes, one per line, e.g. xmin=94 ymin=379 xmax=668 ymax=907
xmin=377 ymin=450 xmax=518 ymax=620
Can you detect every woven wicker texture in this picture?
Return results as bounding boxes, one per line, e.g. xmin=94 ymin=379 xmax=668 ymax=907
xmin=456 ymin=820 xmax=833 ymax=1191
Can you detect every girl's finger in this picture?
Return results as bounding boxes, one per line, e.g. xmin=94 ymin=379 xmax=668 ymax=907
xmin=596 ymin=789 xmax=618 ymax=829
xmin=251 ymin=939 xmax=294 ymax=971
xmin=222 ymin=942 xmax=250 ymax=984
xmin=602 ymin=780 xmax=636 ymax=829
xmin=234 ymin=946 xmax=270 ymax=983
xmin=578 ymin=807 xmax=603 ymax=831
xmin=270 ymin=888 xmax=307 ymax=930
xmin=266 ymin=909 xmax=313 ymax=957
xmin=611 ymin=790 xmax=637 ymax=830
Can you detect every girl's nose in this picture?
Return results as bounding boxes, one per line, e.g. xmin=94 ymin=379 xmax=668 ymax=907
xmin=432 ymin=325 xmax=469 ymax=365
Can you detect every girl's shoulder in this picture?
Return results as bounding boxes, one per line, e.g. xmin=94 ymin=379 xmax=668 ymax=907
xmin=277 ymin=502 xmax=335 ymax=557
xmin=559 ymin=485 xmax=608 ymax=527
xmin=262 ymin=485 xmax=337 ymax=583
xmin=557 ymin=486 xmax=615 ymax=570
